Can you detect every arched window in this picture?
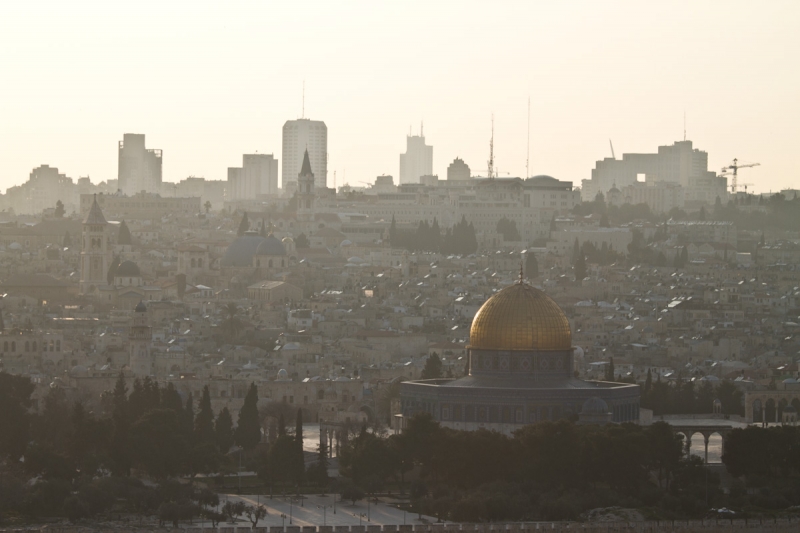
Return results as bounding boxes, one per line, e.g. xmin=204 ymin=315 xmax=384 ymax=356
xmin=268 ymin=259 xmax=273 ymax=268
xmin=32 ymin=341 xmax=37 ymax=351
xmin=198 ymin=258 xmax=203 ymax=268
xmin=191 ymin=258 xmax=196 ymax=268
xmin=3 ymin=341 xmax=7 ymax=352
xmin=11 ymin=341 xmax=15 ymax=352
xmin=56 ymin=340 xmax=61 ymax=352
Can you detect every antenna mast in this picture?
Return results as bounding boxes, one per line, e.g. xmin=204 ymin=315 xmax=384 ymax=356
xmin=526 ymin=98 xmax=530 ymax=179
xmin=487 ymin=114 xmax=495 ymax=179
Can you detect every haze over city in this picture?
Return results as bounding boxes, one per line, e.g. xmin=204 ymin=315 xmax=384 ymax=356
xmin=5 ymin=1 xmax=800 ymax=531
xmin=2 ymin=0 xmax=799 ymax=192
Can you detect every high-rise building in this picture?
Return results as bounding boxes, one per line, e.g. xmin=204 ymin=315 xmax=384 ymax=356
xmin=118 ymin=134 xmax=162 ymax=195
xmin=399 ymin=134 xmax=433 ymax=184
xmin=447 ymin=157 xmax=471 ymax=181
xmin=582 ymin=140 xmax=727 ymax=205
xmin=282 ymin=119 xmax=327 ymax=190
xmin=227 ymin=154 xmax=279 ymax=201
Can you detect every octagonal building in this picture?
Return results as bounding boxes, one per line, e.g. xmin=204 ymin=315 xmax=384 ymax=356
xmin=400 ymin=279 xmax=640 ymax=433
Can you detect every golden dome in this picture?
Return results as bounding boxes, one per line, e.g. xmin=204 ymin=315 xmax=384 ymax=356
xmin=469 ymin=282 xmax=572 ymax=351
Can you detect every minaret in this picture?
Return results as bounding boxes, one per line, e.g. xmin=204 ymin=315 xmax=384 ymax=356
xmin=129 ymin=300 xmax=152 ymax=377
xmin=297 ymin=149 xmax=315 ymax=222
xmin=80 ymin=194 xmax=112 ymax=294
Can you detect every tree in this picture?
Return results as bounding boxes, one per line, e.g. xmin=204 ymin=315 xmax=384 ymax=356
xmin=118 ymin=220 xmax=132 ymax=245
xmin=54 ymin=200 xmax=65 ymax=218
xmin=244 ymin=504 xmax=267 ymax=527
xmin=235 ymin=383 xmax=261 ymax=450
xmin=574 ymin=252 xmax=586 ymax=281
xmin=421 ymin=353 xmax=443 ymax=380
xmin=107 ymin=255 xmax=121 ymax=285
xmin=295 ymin=233 xmax=309 ymax=249
xmin=340 ymin=482 xmax=364 ymax=505
xmin=525 ymin=252 xmax=538 ymax=279
xmin=129 ymin=409 xmax=188 ymax=478
xmin=110 ymin=373 xmax=131 ymax=475
xmin=389 ymin=215 xmax=397 ymax=246
xmin=0 ymin=373 xmax=34 ymax=460
xmin=496 ymin=217 xmax=520 ymax=241
xmin=599 ymin=213 xmax=610 ymax=228
xmin=222 ymin=500 xmax=246 ymax=523
xmin=195 ymin=386 xmax=215 ymax=445
xmin=204 ymin=201 xmax=212 ymax=214
xmin=237 ymin=212 xmax=250 ymax=236
xmin=604 ymin=357 xmax=615 ymax=381
xmin=221 ymin=303 xmax=243 ymax=341
xmin=215 ymin=407 xmax=235 ymax=453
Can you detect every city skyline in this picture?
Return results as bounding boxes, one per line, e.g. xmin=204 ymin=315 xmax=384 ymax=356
xmin=1 ymin=1 xmax=798 ymax=194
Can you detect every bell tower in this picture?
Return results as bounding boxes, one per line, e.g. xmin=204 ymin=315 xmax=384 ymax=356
xmin=129 ymin=300 xmax=152 ymax=376
xmin=297 ymin=149 xmax=315 ymax=222
xmin=80 ymin=194 xmax=112 ymax=294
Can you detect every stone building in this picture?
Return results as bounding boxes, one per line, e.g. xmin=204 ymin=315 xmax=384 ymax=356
xmin=400 ymin=276 xmax=641 ymax=434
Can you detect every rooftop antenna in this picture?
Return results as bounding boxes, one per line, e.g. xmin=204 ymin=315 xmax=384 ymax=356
xmin=526 ymin=97 xmax=530 ymax=179
xmin=421 ymin=121 xmax=424 ymax=137
xmin=609 ymin=140 xmax=616 ymax=159
xmin=487 ymin=114 xmax=495 ymax=179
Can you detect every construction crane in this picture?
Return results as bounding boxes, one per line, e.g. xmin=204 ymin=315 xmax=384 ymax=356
xmin=720 ymin=158 xmax=760 ymax=194
xmin=609 ymin=140 xmax=616 ymax=160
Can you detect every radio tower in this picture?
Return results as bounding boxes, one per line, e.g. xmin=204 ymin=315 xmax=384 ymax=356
xmin=487 ymin=114 xmax=495 ymax=179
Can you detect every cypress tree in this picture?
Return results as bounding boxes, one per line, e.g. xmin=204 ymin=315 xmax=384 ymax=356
xmin=182 ymin=392 xmax=195 ymax=441
xmin=389 ymin=215 xmax=397 ymax=246
xmin=236 ymin=383 xmax=261 ymax=449
xmin=195 ymin=385 xmax=215 ymax=445
xmin=574 ymin=252 xmax=586 ymax=281
xmin=111 ymin=373 xmax=130 ymax=475
xmin=215 ymin=407 xmax=235 ymax=453
xmin=118 ymin=220 xmax=132 ymax=245
xmin=237 ymin=212 xmax=250 ymax=236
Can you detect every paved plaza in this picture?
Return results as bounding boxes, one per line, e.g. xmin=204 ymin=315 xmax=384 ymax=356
xmin=220 ymin=494 xmax=437 ymax=527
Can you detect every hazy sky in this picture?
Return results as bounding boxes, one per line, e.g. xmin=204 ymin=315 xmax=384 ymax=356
xmin=1 ymin=1 xmax=798 ymax=193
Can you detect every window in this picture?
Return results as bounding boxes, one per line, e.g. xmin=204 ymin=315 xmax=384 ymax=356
xmin=25 ymin=341 xmax=29 ymax=352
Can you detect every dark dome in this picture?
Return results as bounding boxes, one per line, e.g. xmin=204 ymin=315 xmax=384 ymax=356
xmin=220 ymin=235 xmax=266 ymax=267
xmin=116 ymin=260 xmax=140 ymax=277
xmin=581 ymin=396 xmax=609 ymax=415
xmin=255 ymin=235 xmax=287 ymax=256
xmin=527 ymin=175 xmax=557 ymax=181
xmin=135 ymin=300 xmax=147 ymax=313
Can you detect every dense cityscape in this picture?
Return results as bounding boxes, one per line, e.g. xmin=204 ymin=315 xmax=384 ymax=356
xmin=2 ymin=121 xmax=800 ymax=531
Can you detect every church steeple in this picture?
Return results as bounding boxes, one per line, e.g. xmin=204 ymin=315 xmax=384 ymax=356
xmin=300 ymin=149 xmax=313 ymax=177
xmin=297 ymin=149 xmax=316 ymax=222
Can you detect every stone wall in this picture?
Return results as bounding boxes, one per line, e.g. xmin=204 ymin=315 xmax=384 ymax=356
xmin=8 ymin=520 xmax=800 ymax=533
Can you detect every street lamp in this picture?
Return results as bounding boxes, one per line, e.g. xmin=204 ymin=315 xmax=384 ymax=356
xmin=281 ymin=513 xmax=287 ymax=527
xmin=317 ymin=504 xmax=331 ymax=527
xmin=354 ymin=512 xmax=367 ymax=526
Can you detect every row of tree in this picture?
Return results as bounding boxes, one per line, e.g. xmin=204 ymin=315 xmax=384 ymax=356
xmin=640 ymin=372 xmax=744 ymax=417
xmin=337 ymin=413 xmax=728 ymax=521
xmin=389 ymin=216 xmax=478 ymax=255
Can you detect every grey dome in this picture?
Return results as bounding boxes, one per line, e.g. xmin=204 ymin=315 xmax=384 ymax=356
xmin=255 ymin=235 xmax=286 ymax=256
xmin=220 ymin=235 xmax=267 ymax=267
xmin=135 ymin=300 xmax=147 ymax=313
xmin=116 ymin=260 xmax=140 ymax=277
xmin=581 ymin=396 xmax=609 ymax=415
xmin=527 ymin=175 xmax=557 ymax=182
